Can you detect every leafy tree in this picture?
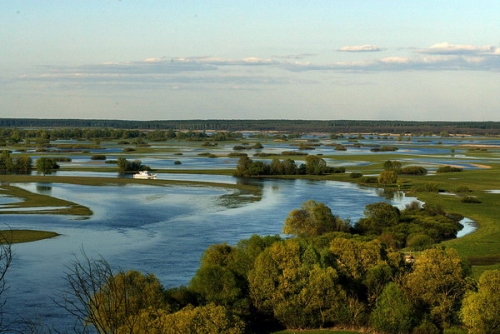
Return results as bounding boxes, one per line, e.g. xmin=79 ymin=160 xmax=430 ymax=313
xmin=402 ymin=247 xmax=470 ymax=329
xmin=370 ymin=283 xmax=413 ymax=334
xmin=304 ymin=155 xmax=327 ymax=175
xmin=249 ymin=239 xmax=346 ymax=329
xmin=58 ymin=253 xmax=167 ymax=333
xmin=117 ymin=157 xmax=148 ymax=173
xmin=461 ymin=269 xmax=500 ymax=333
xmin=129 ymin=303 xmax=245 ymax=334
xmin=378 ymin=170 xmax=398 ymax=184
xmin=355 ymin=202 xmax=400 ymax=235
xmin=383 ymin=160 xmax=402 ymax=171
xmin=35 ymin=157 xmax=59 ymax=175
xmin=283 ymin=200 xmax=350 ymax=237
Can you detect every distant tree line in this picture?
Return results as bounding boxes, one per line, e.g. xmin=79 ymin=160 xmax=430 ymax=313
xmin=0 ymin=127 xmax=243 ymax=145
xmin=1 ymin=118 xmax=500 ymax=135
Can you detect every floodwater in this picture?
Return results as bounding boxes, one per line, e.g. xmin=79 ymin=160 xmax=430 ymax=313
xmin=3 ymin=176 xmax=422 ymax=330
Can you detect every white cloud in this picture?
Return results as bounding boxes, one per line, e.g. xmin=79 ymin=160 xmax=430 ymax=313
xmin=416 ymin=42 xmax=496 ymax=55
xmin=338 ymin=45 xmax=383 ymax=52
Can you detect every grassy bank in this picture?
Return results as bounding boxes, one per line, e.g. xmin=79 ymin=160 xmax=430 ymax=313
xmin=0 ymin=229 xmax=59 ymax=244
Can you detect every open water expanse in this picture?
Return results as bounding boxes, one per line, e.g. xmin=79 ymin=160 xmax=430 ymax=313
xmin=1 ymin=175 xmax=432 ymax=330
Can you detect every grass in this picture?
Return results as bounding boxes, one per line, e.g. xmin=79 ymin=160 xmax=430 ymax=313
xmin=0 ymin=229 xmax=59 ymax=244
xmin=0 ymin=184 xmax=92 ymax=216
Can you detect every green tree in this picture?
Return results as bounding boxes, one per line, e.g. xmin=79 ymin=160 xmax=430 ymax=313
xmin=35 ymin=157 xmax=59 ymax=175
xmin=461 ymin=269 xmax=500 ymax=333
xmin=130 ymin=303 xmax=245 ymax=334
xmin=304 ymin=155 xmax=327 ymax=175
xmin=355 ymin=202 xmax=401 ymax=235
xmin=383 ymin=160 xmax=402 ymax=171
xmin=370 ymin=283 xmax=413 ymax=334
xmin=402 ymin=247 xmax=470 ymax=329
xmin=248 ymin=239 xmax=345 ymax=329
xmin=378 ymin=170 xmax=398 ymax=184
xmin=283 ymin=200 xmax=350 ymax=237
xmin=59 ymin=254 xmax=167 ymax=334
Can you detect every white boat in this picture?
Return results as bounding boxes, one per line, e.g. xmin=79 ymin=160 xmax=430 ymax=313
xmin=133 ymin=171 xmax=157 ymax=179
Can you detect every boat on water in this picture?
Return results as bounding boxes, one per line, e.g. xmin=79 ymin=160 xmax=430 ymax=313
xmin=133 ymin=171 xmax=157 ymax=179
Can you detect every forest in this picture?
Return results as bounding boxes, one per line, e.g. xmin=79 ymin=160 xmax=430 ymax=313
xmin=1 ymin=118 xmax=500 ymax=135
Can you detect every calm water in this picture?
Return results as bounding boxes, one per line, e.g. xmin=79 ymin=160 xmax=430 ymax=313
xmin=0 ymin=176 xmax=463 ymax=330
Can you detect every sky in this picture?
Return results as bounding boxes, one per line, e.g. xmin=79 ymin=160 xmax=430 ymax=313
xmin=1 ymin=1 xmax=500 ymax=121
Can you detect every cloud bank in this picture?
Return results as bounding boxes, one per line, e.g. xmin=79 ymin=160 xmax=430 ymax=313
xmin=16 ymin=42 xmax=500 ymax=90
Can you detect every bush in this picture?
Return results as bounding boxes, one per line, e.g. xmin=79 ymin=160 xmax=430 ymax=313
xmin=406 ymin=234 xmax=434 ymax=250
xmin=437 ymin=165 xmax=463 ymax=173
xmin=123 ymin=147 xmax=136 ymax=152
xmin=358 ymin=176 xmax=378 ymax=184
xmin=350 ymin=172 xmax=363 ymax=179
xmin=461 ymin=196 xmax=481 ymax=203
xmin=412 ymin=183 xmax=440 ymax=193
xmin=90 ymin=155 xmax=106 ymax=160
xmin=51 ymin=157 xmax=72 ymax=162
xmin=228 ymin=152 xmax=248 ymax=157
xmin=455 ymin=185 xmax=471 ymax=193
xmin=378 ymin=170 xmax=398 ymax=184
xmin=174 ymin=160 xmax=182 ymax=165
xmin=401 ymin=166 xmax=428 ymax=175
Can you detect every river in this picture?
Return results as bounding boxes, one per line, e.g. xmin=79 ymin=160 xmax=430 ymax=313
xmin=1 ymin=175 xmax=469 ymax=331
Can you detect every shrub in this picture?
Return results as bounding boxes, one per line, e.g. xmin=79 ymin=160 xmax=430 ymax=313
xmin=437 ymin=165 xmax=463 ymax=173
xmin=123 ymin=147 xmax=136 ymax=152
xmin=350 ymin=172 xmax=363 ymax=179
xmin=90 ymin=155 xmax=106 ymax=160
xmin=378 ymin=170 xmax=398 ymax=184
xmin=461 ymin=196 xmax=481 ymax=203
xmin=228 ymin=152 xmax=248 ymax=157
xmin=174 ymin=160 xmax=182 ymax=165
xmin=51 ymin=157 xmax=72 ymax=162
xmin=358 ymin=176 xmax=378 ymax=184
xmin=401 ymin=166 xmax=428 ymax=175
xmin=455 ymin=185 xmax=471 ymax=193
xmin=406 ymin=234 xmax=434 ymax=250
xmin=412 ymin=183 xmax=440 ymax=193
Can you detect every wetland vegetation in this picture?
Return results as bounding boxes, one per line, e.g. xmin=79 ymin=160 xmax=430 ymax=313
xmin=0 ymin=121 xmax=499 ymax=333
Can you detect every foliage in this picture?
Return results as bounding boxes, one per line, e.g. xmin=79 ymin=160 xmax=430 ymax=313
xmin=90 ymin=155 xmax=106 ymax=160
xmin=400 ymin=166 xmax=428 ymax=175
xmin=0 ymin=150 xmax=32 ymax=173
xmin=249 ymin=238 xmax=346 ymax=329
xmin=370 ymin=283 xmax=413 ymax=334
xmin=117 ymin=157 xmax=150 ymax=173
xmin=35 ymin=157 xmax=59 ymax=175
xmin=283 ymin=200 xmax=350 ymax=237
xmin=460 ymin=269 xmax=500 ymax=333
xmin=383 ymin=160 xmax=402 ymax=171
xmin=58 ymin=253 xmax=167 ymax=334
xmin=437 ymin=166 xmax=463 ymax=173
xmin=402 ymin=247 xmax=470 ymax=329
xmin=378 ymin=170 xmax=398 ymax=184
xmin=461 ymin=196 xmax=481 ymax=203
xmin=130 ymin=303 xmax=245 ymax=334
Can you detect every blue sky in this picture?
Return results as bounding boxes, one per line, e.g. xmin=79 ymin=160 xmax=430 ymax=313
xmin=2 ymin=1 xmax=500 ymax=121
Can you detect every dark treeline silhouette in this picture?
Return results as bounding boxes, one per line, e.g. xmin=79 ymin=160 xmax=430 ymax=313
xmin=1 ymin=118 xmax=500 ymax=135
